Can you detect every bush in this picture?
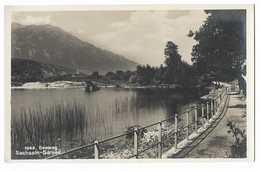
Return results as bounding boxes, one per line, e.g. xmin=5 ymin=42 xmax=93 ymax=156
xmin=125 ymin=125 xmax=148 ymax=139
xmin=226 ymin=121 xmax=247 ymax=158
xmin=198 ymin=74 xmax=213 ymax=87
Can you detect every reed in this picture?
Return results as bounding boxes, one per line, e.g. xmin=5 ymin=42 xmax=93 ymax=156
xmin=11 ymin=100 xmax=113 ymax=159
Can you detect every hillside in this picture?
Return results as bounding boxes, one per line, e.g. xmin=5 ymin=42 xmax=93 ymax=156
xmin=11 ymin=58 xmax=76 ymax=84
xmin=11 ymin=22 xmax=138 ymax=74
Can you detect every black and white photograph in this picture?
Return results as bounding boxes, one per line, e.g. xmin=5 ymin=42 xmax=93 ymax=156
xmin=4 ymin=5 xmax=254 ymax=161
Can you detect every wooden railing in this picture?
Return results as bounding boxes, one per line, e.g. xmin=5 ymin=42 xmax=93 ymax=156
xmin=47 ymin=87 xmax=229 ymax=159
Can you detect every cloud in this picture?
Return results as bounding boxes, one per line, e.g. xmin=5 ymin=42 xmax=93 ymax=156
xmin=89 ymin=10 xmax=208 ymax=66
xmin=19 ymin=15 xmax=51 ymax=25
xmin=78 ymin=29 xmax=86 ymax=34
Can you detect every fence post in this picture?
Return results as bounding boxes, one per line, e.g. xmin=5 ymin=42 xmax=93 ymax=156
xmin=215 ymin=99 xmax=218 ymax=114
xmin=195 ymin=107 xmax=198 ymax=134
xmin=214 ymin=99 xmax=216 ymax=114
xmin=158 ymin=122 xmax=162 ymax=158
xmin=214 ymin=99 xmax=216 ymax=115
xmin=211 ymin=100 xmax=214 ymax=118
xmin=174 ymin=114 xmax=178 ymax=149
xmin=134 ymin=128 xmax=138 ymax=159
xmin=201 ymin=104 xmax=205 ymax=129
xmin=186 ymin=110 xmax=189 ymax=140
xmin=206 ymin=102 xmax=209 ymax=124
xmin=94 ymin=140 xmax=99 ymax=159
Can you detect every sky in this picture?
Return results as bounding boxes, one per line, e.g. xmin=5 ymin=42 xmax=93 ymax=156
xmin=12 ymin=10 xmax=208 ymax=66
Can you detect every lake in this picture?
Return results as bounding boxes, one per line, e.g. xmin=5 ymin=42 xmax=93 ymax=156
xmin=11 ymin=87 xmax=207 ymax=157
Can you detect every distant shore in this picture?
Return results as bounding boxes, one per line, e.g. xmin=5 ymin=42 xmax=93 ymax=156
xmin=11 ymin=81 xmax=182 ymax=90
xmin=11 ymin=81 xmax=85 ymax=89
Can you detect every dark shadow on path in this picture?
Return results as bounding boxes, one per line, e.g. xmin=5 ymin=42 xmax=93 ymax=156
xmin=228 ymin=104 xmax=246 ymax=109
xmin=235 ymin=96 xmax=244 ymax=100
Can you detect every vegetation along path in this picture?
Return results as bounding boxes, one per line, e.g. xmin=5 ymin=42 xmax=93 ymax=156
xmin=169 ymin=91 xmax=246 ymax=158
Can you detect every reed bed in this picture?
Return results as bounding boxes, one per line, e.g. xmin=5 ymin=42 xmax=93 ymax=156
xmin=11 ymin=100 xmax=113 ymax=159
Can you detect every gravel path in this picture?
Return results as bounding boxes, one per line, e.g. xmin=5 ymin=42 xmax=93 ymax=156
xmin=181 ymin=91 xmax=247 ymax=158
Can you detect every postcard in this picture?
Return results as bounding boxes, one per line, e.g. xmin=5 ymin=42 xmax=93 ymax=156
xmin=4 ymin=4 xmax=255 ymax=162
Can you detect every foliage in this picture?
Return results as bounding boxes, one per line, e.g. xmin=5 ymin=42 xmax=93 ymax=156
xmin=198 ymin=74 xmax=214 ymax=88
xmin=179 ymin=62 xmax=198 ymax=87
xmin=164 ymin=41 xmax=183 ymax=84
xmin=89 ymin=71 xmax=101 ymax=80
xmin=189 ymin=10 xmax=246 ymax=82
xmin=129 ymin=65 xmax=156 ymax=85
xmin=11 ymin=58 xmax=76 ymax=83
xmin=102 ymin=70 xmax=134 ymax=84
xmin=226 ymin=121 xmax=247 ymax=158
xmin=105 ymin=71 xmax=121 ymax=81
xmin=125 ymin=125 xmax=148 ymax=139
xmin=153 ymin=64 xmax=166 ymax=84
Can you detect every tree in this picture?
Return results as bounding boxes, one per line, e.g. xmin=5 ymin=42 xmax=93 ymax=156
xmin=105 ymin=71 xmax=120 ymax=80
xmin=188 ymin=10 xmax=246 ymax=82
xmin=164 ymin=41 xmax=183 ymax=84
xmin=131 ymin=64 xmax=155 ymax=85
xmin=89 ymin=71 xmax=101 ymax=80
xmin=123 ymin=70 xmax=133 ymax=81
xmin=115 ymin=70 xmax=124 ymax=80
xmin=153 ymin=64 xmax=166 ymax=84
xmin=179 ymin=62 xmax=198 ymax=87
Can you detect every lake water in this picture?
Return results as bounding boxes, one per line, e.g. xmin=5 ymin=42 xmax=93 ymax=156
xmin=11 ymin=87 xmax=207 ymax=154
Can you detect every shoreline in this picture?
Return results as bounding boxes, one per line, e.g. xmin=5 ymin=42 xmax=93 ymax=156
xmin=11 ymin=81 xmax=228 ymax=91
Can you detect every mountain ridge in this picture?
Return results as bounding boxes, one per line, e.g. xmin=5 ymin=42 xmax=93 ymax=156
xmin=11 ymin=22 xmax=138 ymax=74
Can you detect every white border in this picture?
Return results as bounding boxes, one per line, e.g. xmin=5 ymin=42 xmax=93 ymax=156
xmin=1 ymin=1 xmax=259 ymax=171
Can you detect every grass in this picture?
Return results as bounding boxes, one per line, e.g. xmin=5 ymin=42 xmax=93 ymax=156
xmin=11 ymin=100 xmax=113 ymax=159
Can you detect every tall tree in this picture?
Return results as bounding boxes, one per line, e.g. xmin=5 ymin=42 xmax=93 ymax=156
xmin=188 ymin=10 xmax=246 ymax=82
xmin=164 ymin=41 xmax=183 ymax=84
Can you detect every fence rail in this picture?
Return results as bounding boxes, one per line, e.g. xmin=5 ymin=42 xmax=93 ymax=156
xmin=47 ymin=87 xmax=229 ymax=159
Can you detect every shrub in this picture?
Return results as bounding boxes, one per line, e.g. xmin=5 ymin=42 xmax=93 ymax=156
xmin=125 ymin=125 xmax=148 ymax=139
xmin=226 ymin=121 xmax=247 ymax=158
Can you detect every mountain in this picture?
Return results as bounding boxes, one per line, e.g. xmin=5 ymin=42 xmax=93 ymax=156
xmin=11 ymin=22 xmax=138 ymax=74
xmin=11 ymin=58 xmax=76 ymax=84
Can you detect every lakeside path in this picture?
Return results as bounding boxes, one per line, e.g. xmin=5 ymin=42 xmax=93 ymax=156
xmin=169 ymin=91 xmax=246 ymax=158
